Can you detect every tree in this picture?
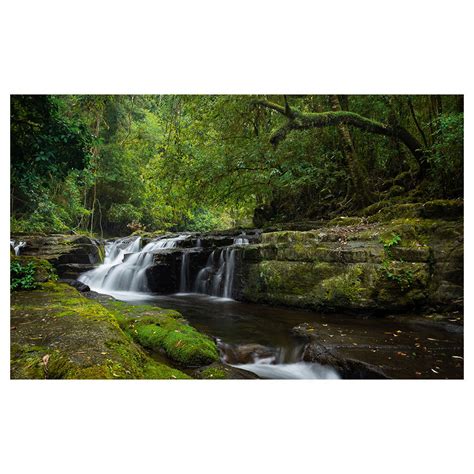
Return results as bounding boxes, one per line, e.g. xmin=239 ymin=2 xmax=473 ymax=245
xmin=255 ymin=96 xmax=427 ymax=178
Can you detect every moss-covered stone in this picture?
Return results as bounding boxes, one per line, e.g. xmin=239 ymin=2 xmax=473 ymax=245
xmin=98 ymin=299 xmax=219 ymax=367
xmin=11 ymin=255 xmax=57 ymax=285
xmin=10 ymin=282 xmax=190 ymax=379
xmin=327 ymin=216 xmax=364 ymax=227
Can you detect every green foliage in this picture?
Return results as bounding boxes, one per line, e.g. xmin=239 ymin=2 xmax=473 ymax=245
xmin=11 ymin=95 xmax=463 ymax=235
xmin=380 ymin=233 xmax=414 ymax=290
xmin=10 ymin=257 xmax=57 ymax=291
xmin=11 ymin=261 xmax=38 ymax=290
xmin=382 ymin=260 xmax=414 ymax=290
xmin=108 ymin=203 xmax=143 ymax=234
xmin=380 ymin=233 xmax=401 ymax=257
xmin=428 ymin=112 xmax=463 ymax=198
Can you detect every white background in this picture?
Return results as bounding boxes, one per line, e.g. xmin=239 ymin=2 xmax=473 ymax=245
xmin=0 ymin=1 xmax=472 ymax=473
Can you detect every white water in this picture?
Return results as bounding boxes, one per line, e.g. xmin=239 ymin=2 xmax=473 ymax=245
xmin=79 ymin=235 xmax=187 ymax=292
xmin=11 ymin=240 xmax=26 ymax=256
xmin=192 ymin=236 xmax=248 ymax=298
xmin=179 ymin=252 xmax=190 ymax=292
xmin=233 ymin=360 xmax=340 ymax=379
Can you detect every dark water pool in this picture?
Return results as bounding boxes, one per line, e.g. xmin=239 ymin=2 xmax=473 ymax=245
xmin=98 ymin=290 xmax=464 ymax=379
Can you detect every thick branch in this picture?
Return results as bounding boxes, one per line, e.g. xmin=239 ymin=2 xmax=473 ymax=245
xmin=256 ymin=99 xmax=426 ymax=173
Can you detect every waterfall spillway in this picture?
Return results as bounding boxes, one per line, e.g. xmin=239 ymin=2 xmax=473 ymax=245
xmin=78 ymin=232 xmax=251 ymax=298
xmin=78 ymin=235 xmax=186 ymax=292
xmin=192 ymin=236 xmax=248 ymax=299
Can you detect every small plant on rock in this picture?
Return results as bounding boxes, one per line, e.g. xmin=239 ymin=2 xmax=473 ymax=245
xmin=11 ymin=261 xmax=38 ymax=291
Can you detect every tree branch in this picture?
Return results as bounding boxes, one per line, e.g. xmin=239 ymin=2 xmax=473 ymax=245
xmin=255 ymin=99 xmax=426 ymax=174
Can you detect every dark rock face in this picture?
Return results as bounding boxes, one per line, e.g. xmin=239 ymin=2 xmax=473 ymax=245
xmin=10 ymin=234 xmax=104 ymax=278
xmin=58 ymin=279 xmax=90 ymax=292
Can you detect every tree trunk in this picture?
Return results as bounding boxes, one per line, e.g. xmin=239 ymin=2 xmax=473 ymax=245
xmin=329 ymin=95 xmax=373 ymax=206
xmin=256 ymin=98 xmax=427 ymax=178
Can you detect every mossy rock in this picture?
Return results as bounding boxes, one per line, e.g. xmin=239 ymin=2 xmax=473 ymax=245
xmin=10 ymin=283 xmax=190 ymax=379
xmin=327 ymin=216 xmax=364 ymax=227
xmin=420 ymin=199 xmax=463 ymax=220
xmin=193 ymin=362 xmax=259 ymax=379
xmin=11 ymin=255 xmax=57 ymax=284
xmin=98 ymin=299 xmax=219 ymax=367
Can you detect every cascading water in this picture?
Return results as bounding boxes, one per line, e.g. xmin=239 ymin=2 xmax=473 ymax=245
xmin=218 ymin=340 xmax=340 ymax=379
xmin=192 ymin=236 xmax=248 ymax=299
xmin=79 ymin=235 xmax=186 ymax=292
xmin=78 ymin=232 xmax=249 ymax=298
xmin=10 ymin=240 xmax=26 ymax=256
xmin=179 ymin=252 xmax=190 ymax=293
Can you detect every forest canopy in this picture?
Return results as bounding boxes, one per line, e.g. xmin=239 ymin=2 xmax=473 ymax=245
xmin=10 ymin=95 xmax=463 ymax=236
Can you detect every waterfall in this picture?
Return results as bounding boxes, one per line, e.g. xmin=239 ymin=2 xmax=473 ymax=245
xmin=179 ymin=252 xmax=190 ymax=292
xmin=193 ymin=236 xmax=248 ymax=299
xmin=79 ymin=235 xmax=186 ymax=292
xmin=77 ymin=231 xmax=251 ymax=297
xmin=193 ymin=251 xmax=215 ymax=294
xmin=11 ymin=240 xmax=26 ymax=256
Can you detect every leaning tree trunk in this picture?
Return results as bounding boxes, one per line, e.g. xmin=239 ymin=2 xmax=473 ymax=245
xmin=329 ymin=95 xmax=373 ymax=206
xmin=255 ymin=97 xmax=427 ymax=179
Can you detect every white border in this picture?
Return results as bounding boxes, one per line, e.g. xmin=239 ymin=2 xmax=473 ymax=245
xmin=1 ymin=1 xmax=472 ymax=473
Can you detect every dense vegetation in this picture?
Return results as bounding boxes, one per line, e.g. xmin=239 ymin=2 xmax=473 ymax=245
xmin=11 ymin=95 xmax=463 ymax=236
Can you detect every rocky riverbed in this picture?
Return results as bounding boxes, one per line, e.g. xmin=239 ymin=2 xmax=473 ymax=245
xmin=10 ymin=200 xmax=464 ymax=379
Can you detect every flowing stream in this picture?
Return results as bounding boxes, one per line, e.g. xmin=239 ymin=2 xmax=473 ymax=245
xmin=76 ymin=233 xmax=463 ymax=379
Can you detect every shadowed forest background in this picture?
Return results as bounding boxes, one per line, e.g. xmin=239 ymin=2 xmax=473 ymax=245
xmin=10 ymin=95 xmax=463 ymax=236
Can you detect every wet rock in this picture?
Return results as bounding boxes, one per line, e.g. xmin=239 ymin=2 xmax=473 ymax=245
xmin=59 ymin=279 xmax=90 ymax=292
xmin=56 ymin=263 xmax=98 ymax=279
xmin=219 ymin=343 xmax=277 ymax=364
xmin=193 ymin=362 xmax=260 ymax=379
xmin=241 ymin=210 xmax=463 ymax=312
xmin=291 ymin=322 xmax=317 ymax=339
xmin=302 ymin=340 xmax=388 ymax=379
xmin=10 ymin=234 xmax=104 ymax=277
xmin=10 ymin=282 xmax=189 ymax=379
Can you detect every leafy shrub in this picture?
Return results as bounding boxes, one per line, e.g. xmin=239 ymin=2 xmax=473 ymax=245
xmin=11 ymin=257 xmax=57 ymax=291
xmin=11 ymin=261 xmax=38 ymax=290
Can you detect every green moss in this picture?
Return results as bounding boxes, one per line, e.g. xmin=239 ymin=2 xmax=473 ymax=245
xmin=321 ymin=264 xmax=368 ymax=304
xmin=420 ymin=199 xmax=463 ymax=219
xmin=135 ymin=323 xmax=219 ymax=367
xmin=96 ymin=298 xmax=219 ymax=367
xmin=199 ymin=367 xmax=227 ymax=379
xmin=327 ymin=216 xmax=364 ymax=227
xmin=11 ymin=283 xmax=192 ymax=379
xmin=143 ymin=362 xmax=191 ymax=379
